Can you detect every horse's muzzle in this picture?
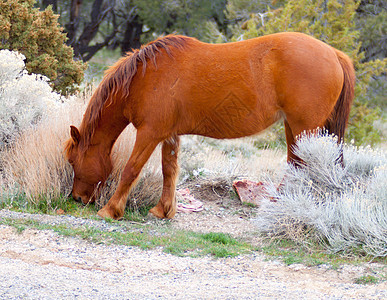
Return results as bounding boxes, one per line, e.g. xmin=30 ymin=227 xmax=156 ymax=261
xmin=68 ymin=192 xmax=83 ymax=204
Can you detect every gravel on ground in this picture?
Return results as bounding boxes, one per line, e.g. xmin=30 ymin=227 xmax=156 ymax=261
xmin=0 ymin=209 xmax=386 ymax=299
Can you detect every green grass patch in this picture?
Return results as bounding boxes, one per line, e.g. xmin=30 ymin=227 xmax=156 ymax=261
xmin=0 ymin=217 xmax=252 ymax=258
xmin=163 ymin=231 xmax=247 ymax=258
xmin=123 ymin=205 xmax=153 ymax=222
xmin=253 ymin=123 xmax=287 ymax=150
xmin=0 ymin=192 xmax=96 ymax=217
xmin=354 ymin=275 xmax=380 ymax=285
xmin=242 ymin=202 xmax=258 ymax=208
xmin=260 ymin=237 xmax=386 ymax=268
xmin=202 ymin=232 xmax=238 ymax=245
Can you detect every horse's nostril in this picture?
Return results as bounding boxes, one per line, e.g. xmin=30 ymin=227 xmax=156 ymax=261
xmin=70 ymin=194 xmax=82 ymax=203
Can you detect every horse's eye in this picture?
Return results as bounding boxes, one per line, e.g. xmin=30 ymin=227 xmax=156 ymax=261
xmin=68 ymin=157 xmax=75 ymax=165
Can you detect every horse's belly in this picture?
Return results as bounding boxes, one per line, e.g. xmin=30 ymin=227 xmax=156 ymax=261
xmin=186 ymin=100 xmax=280 ymax=139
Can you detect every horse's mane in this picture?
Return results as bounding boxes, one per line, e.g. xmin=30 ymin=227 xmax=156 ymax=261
xmin=66 ymin=35 xmax=190 ymax=156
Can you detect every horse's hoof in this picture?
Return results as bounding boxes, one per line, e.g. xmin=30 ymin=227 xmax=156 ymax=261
xmin=97 ymin=208 xmax=112 ymax=219
xmin=97 ymin=207 xmax=122 ymax=220
xmin=149 ymin=206 xmax=166 ymax=219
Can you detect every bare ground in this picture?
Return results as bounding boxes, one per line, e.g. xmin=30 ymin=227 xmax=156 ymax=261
xmin=0 ymin=189 xmax=386 ymax=299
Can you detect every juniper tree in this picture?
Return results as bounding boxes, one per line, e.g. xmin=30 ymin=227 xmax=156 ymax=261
xmin=0 ymin=0 xmax=86 ymax=94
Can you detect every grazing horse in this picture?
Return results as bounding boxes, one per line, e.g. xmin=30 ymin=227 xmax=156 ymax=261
xmin=65 ymin=32 xmax=355 ymax=220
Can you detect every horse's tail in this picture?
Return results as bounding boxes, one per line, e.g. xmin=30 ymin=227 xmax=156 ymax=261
xmin=324 ymin=49 xmax=355 ymax=142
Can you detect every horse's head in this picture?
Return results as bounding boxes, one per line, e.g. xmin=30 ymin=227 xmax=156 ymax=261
xmin=65 ymin=126 xmax=113 ymax=205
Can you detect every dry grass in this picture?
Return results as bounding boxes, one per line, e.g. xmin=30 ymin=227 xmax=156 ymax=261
xmin=179 ymin=135 xmax=285 ymax=184
xmin=0 ymin=99 xmax=84 ymax=204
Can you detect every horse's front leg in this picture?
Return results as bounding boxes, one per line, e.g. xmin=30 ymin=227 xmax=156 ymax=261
xmin=97 ymin=129 xmax=161 ymax=220
xmin=149 ymin=136 xmax=180 ymax=219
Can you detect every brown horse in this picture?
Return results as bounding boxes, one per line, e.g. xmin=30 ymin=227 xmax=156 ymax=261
xmin=65 ymin=32 xmax=355 ymax=220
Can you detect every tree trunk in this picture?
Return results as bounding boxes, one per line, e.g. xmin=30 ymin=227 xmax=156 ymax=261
xmin=65 ymin=0 xmax=83 ymax=51
xmin=121 ymin=15 xmax=142 ymax=54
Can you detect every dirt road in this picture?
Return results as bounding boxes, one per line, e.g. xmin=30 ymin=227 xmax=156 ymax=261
xmin=0 ymin=209 xmax=386 ymax=299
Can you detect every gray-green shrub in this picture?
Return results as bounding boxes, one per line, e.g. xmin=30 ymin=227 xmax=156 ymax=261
xmin=255 ymin=131 xmax=386 ymax=257
xmin=0 ymin=50 xmax=61 ymax=146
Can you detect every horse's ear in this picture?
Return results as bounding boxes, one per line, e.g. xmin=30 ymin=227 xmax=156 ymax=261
xmin=70 ymin=126 xmax=81 ymax=145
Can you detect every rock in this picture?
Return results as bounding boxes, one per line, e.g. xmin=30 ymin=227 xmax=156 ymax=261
xmin=232 ymin=179 xmax=269 ymax=207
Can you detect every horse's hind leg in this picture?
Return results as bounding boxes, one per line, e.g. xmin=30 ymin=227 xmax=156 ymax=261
xmin=284 ymin=111 xmax=328 ymax=167
xmin=284 ymin=120 xmax=302 ymax=167
xmin=149 ymin=136 xmax=180 ymax=219
xmin=97 ymin=129 xmax=161 ymax=220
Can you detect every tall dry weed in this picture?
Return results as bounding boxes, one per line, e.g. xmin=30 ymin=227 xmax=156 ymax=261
xmin=178 ymin=135 xmax=285 ymax=184
xmin=0 ymin=92 xmax=165 ymax=209
xmin=1 ymin=98 xmax=84 ymax=205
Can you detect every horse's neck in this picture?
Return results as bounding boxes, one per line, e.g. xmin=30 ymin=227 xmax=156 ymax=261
xmin=85 ymin=104 xmax=129 ymax=155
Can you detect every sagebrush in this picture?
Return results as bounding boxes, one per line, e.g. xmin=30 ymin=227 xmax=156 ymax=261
xmin=0 ymin=50 xmax=61 ymax=146
xmin=255 ymin=132 xmax=387 ymax=257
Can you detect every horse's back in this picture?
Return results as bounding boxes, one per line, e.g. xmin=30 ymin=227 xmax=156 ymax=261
xmin=129 ymin=32 xmax=345 ymax=139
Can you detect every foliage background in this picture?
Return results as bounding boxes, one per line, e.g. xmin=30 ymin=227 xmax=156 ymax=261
xmin=32 ymin=0 xmax=386 ymax=145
